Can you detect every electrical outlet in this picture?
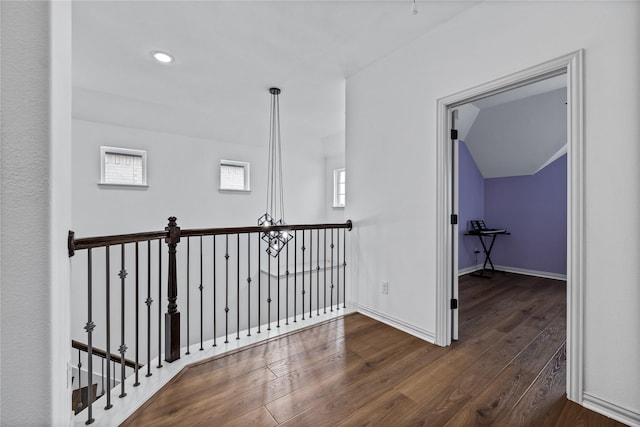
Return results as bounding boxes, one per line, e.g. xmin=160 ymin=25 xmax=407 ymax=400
xmin=381 ymin=281 xmax=389 ymax=294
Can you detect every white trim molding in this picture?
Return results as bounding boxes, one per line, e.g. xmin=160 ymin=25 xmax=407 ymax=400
xmin=435 ymin=50 xmax=585 ymax=403
xmin=349 ymin=302 xmax=436 ymax=344
xmin=583 ymin=393 xmax=640 ymax=427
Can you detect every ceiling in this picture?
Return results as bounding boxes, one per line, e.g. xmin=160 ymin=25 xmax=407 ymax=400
xmin=460 ymin=82 xmax=568 ymax=178
xmin=72 ymin=0 xmax=480 ymax=154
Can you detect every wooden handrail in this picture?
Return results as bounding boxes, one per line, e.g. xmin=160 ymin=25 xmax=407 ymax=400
xmin=72 ymin=340 xmax=142 ymax=369
xmin=69 ymin=219 xmax=352 ymax=256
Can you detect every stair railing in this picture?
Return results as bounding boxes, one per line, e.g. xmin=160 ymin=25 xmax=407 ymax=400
xmin=68 ymin=217 xmax=352 ymax=425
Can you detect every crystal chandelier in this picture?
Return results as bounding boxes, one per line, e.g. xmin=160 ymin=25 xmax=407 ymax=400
xmin=258 ymin=88 xmax=293 ymax=256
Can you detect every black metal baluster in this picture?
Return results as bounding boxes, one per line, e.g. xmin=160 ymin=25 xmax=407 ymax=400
xmin=236 ymin=233 xmax=240 ymax=340
xmin=112 ymin=360 xmax=116 ymax=393
xmin=213 ymin=236 xmax=217 ymax=347
xmin=324 ymin=229 xmax=327 ymax=314
xmin=301 ymin=230 xmax=305 ymax=320
xmin=77 ymin=349 xmax=83 ymax=414
xmin=224 ymin=235 xmax=229 ymax=343
xmin=293 ymin=230 xmax=297 ymax=323
xmin=267 ymin=244 xmax=272 ymax=330
xmin=105 ymin=245 xmax=112 ymax=410
xmin=119 ymin=244 xmax=127 ymax=398
xmin=85 ymin=248 xmax=95 ymax=424
xmin=186 ymin=237 xmax=191 ymax=355
xmin=343 ymin=228 xmax=347 ymax=308
xmin=100 ymin=358 xmax=105 ymax=397
xmin=285 ymin=240 xmax=289 ymax=326
xmin=157 ymin=239 xmax=163 ymax=368
xmin=199 ymin=236 xmax=204 ymax=351
xmin=146 ymin=241 xmax=152 ymax=378
xmin=257 ymin=233 xmax=261 ymax=333
xmin=247 ymin=234 xmax=252 ymax=337
xmin=309 ymin=230 xmax=313 ymax=319
xmin=336 ymin=229 xmax=340 ymax=311
xmin=134 ymin=242 xmax=140 ymax=387
xmin=330 ymin=230 xmax=334 ymax=312
xmin=277 ymin=249 xmax=281 ymax=328
xmin=317 ymin=229 xmax=320 ymax=316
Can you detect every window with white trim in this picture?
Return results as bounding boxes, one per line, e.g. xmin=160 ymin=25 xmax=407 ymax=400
xmin=333 ymin=168 xmax=345 ymax=208
xmin=100 ymin=146 xmax=147 ymax=186
xmin=220 ymin=160 xmax=250 ymax=192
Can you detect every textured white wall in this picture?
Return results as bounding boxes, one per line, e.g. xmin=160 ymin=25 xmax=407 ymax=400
xmin=347 ymin=0 xmax=639 ymax=421
xmin=1 ymin=1 xmax=72 ymax=425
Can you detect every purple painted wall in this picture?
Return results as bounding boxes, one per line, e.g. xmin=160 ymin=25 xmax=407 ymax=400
xmin=458 ymin=142 xmax=485 ymax=270
xmin=484 ymin=154 xmax=567 ymax=275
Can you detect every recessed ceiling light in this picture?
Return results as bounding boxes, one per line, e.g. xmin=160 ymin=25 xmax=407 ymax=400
xmin=152 ymin=51 xmax=174 ymax=64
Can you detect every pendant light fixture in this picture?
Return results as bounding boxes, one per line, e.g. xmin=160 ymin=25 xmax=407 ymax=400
xmin=258 ymin=87 xmax=293 ymax=256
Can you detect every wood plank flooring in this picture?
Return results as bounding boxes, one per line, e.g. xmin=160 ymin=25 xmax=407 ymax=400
xmin=122 ymin=273 xmax=626 ymax=426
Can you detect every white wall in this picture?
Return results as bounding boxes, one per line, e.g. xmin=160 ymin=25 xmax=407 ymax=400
xmin=1 ymin=1 xmax=72 ymax=425
xmin=322 ymin=131 xmax=346 ymax=223
xmin=346 ymin=0 xmax=639 ymax=421
xmin=71 ymin=119 xmax=326 ymax=236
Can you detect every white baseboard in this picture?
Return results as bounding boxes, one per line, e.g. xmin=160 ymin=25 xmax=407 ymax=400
xmin=348 ymin=301 xmax=436 ymax=344
xmin=583 ymin=392 xmax=640 ymax=427
xmin=458 ymin=264 xmax=482 ymax=276
xmin=458 ymin=264 xmax=566 ymax=281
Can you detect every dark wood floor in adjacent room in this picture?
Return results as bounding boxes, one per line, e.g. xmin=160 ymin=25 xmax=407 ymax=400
xmin=122 ymin=273 xmax=626 ymax=426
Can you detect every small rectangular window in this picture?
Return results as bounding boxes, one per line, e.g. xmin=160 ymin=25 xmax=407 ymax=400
xmin=220 ymin=160 xmax=250 ymax=192
xmin=333 ymin=168 xmax=345 ymax=208
xmin=100 ymin=146 xmax=147 ymax=186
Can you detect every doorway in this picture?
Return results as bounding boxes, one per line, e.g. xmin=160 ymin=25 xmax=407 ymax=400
xmin=435 ymin=50 xmax=585 ymax=402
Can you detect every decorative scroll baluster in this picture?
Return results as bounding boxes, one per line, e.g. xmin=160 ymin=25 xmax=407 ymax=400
xmin=294 ymin=230 xmax=297 ymax=323
xmin=157 ymin=239 xmax=162 ymax=368
xmin=213 ymin=236 xmax=217 ymax=347
xmin=186 ymin=237 xmax=190 ymax=355
xmin=119 ymin=244 xmax=127 ymax=398
xmin=285 ymin=241 xmax=289 ymax=325
xmin=85 ymin=248 xmax=95 ymax=424
xmin=336 ymin=229 xmax=340 ymax=311
xmin=104 ymin=246 xmax=112 ymax=410
xmin=145 ymin=241 xmax=152 ymax=377
xmin=309 ymin=230 xmax=313 ymax=319
xmin=134 ymin=242 xmax=140 ymax=387
xmin=237 ymin=233 xmax=241 ymax=340
xmin=247 ymin=234 xmax=252 ymax=337
xmin=330 ymin=230 xmax=334 ymax=312
xmin=301 ymin=231 xmax=305 ymax=320
xmin=343 ymin=228 xmax=347 ymax=308
xmin=324 ymin=229 xmax=327 ymax=314
xmin=199 ymin=236 xmax=204 ymax=351
xmin=224 ymin=235 xmax=229 ymax=343
xmin=165 ymin=217 xmax=181 ymax=363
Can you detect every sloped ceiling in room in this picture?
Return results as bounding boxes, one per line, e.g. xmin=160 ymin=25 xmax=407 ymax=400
xmin=72 ymin=1 xmax=480 ymax=153
xmin=460 ymin=76 xmax=567 ymax=178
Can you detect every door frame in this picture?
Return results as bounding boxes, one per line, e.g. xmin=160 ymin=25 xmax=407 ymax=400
xmin=434 ymin=50 xmax=585 ymax=403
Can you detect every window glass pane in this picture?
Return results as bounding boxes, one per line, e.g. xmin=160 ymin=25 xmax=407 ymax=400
xmin=220 ymin=164 xmax=246 ymax=190
xmin=104 ymin=152 xmax=143 ymax=185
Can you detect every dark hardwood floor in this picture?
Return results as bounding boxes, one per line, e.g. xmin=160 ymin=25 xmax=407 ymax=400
xmin=122 ymin=273 xmax=626 ymax=426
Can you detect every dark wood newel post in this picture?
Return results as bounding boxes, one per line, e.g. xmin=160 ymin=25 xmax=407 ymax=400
xmin=165 ymin=216 xmax=181 ymax=363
